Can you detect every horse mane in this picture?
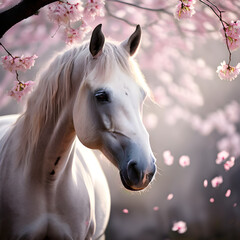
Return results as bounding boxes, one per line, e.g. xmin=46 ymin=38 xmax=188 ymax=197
xmin=12 ymin=41 xmax=149 ymax=167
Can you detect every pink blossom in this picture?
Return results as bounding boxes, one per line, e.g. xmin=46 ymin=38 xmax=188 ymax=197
xmin=167 ymin=193 xmax=174 ymax=200
xmin=179 ymin=155 xmax=190 ymax=167
xmin=225 ymin=189 xmax=231 ymax=197
xmin=233 ymin=203 xmax=237 ymax=207
xmin=210 ymin=197 xmax=215 ymax=203
xmin=216 ymin=150 xmax=229 ymax=164
xmin=203 ymin=179 xmax=208 ymax=188
xmin=1 ymin=55 xmax=38 ymax=73
xmin=222 ymin=20 xmax=240 ymax=51
xmin=48 ymin=1 xmax=83 ymax=25
xmin=216 ymin=61 xmax=240 ymax=81
xmin=122 ymin=208 xmax=129 ymax=214
xmin=174 ymin=0 xmax=196 ymax=20
xmin=211 ymin=176 xmax=223 ymax=188
xmin=172 ymin=221 xmax=187 ymax=234
xmin=64 ymin=20 xmax=91 ymax=44
xmin=163 ymin=150 xmax=174 ymax=166
xmin=84 ymin=0 xmax=105 ymax=21
xmin=153 ymin=206 xmax=159 ymax=211
xmin=224 ymin=157 xmax=235 ymax=171
xmin=8 ymin=81 xmax=34 ymax=102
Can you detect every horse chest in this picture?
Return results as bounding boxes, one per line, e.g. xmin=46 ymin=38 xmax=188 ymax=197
xmin=0 ymin=157 xmax=97 ymax=240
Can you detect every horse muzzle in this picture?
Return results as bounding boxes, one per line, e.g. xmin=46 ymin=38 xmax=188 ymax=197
xmin=120 ymin=158 xmax=156 ymax=191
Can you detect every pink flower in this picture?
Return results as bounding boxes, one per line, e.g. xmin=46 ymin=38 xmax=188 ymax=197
xmin=122 ymin=208 xmax=129 ymax=214
xmin=167 ymin=193 xmax=174 ymax=200
xmin=216 ymin=150 xmax=229 ymax=164
xmin=222 ymin=20 xmax=240 ymax=51
xmin=210 ymin=197 xmax=215 ymax=203
xmin=64 ymin=20 xmax=91 ymax=44
xmin=225 ymin=189 xmax=231 ymax=197
xmin=203 ymin=179 xmax=208 ymax=188
xmin=153 ymin=206 xmax=159 ymax=211
xmin=174 ymin=0 xmax=196 ymax=20
xmin=172 ymin=221 xmax=187 ymax=234
xmin=179 ymin=155 xmax=190 ymax=167
xmin=83 ymin=0 xmax=105 ymax=21
xmin=211 ymin=176 xmax=223 ymax=188
xmin=224 ymin=157 xmax=235 ymax=171
xmin=8 ymin=81 xmax=34 ymax=102
xmin=1 ymin=55 xmax=38 ymax=73
xmin=216 ymin=61 xmax=240 ymax=81
xmin=48 ymin=1 xmax=83 ymax=25
xmin=163 ymin=150 xmax=174 ymax=166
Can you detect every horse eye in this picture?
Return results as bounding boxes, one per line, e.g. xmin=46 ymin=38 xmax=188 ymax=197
xmin=94 ymin=90 xmax=110 ymax=103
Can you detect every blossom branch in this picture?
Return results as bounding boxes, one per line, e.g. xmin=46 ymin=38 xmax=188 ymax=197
xmin=199 ymin=0 xmax=232 ymax=65
xmin=107 ymin=0 xmax=172 ymax=14
xmin=0 ymin=42 xmax=22 ymax=84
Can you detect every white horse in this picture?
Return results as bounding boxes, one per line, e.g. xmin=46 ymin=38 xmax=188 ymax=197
xmin=0 ymin=24 xmax=156 ymax=240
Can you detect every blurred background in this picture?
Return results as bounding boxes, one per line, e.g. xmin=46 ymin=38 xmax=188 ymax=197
xmin=0 ymin=0 xmax=240 ymax=239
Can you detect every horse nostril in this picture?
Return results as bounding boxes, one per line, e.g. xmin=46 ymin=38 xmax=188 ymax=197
xmin=147 ymin=172 xmax=154 ymax=182
xmin=127 ymin=160 xmax=143 ymax=185
xmin=147 ymin=164 xmax=156 ymax=182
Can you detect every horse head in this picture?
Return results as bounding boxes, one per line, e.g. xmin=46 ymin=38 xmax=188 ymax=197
xmin=73 ymin=24 xmax=156 ymax=191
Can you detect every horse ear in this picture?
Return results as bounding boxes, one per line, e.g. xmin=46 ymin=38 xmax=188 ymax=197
xmin=122 ymin=25 xmax=141 ymax=56
xmin=89 ymin=24 xmax=105 ymax=58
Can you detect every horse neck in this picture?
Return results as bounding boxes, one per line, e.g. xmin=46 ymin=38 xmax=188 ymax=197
xmin=11 ymin=48 xmax=86 ymax=180
xmin=12 ymin=99 xmax=76 ymax=181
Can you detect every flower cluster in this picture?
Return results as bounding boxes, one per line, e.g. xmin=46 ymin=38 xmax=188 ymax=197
xmin=223 ymin=20 xmax=240 ymax=52
xmin=1 ymin=54 xmax=37 ymax=101
xmin=174 ymin=0 xmax=196 ymax=20
xmin=8 ymin=81 xmax=34 ymax=102
xmin=1 ymin=55 xmax=38 ymax=73
xmin=48 ymin=1 xmax=83 ymax=25
xmin=48 ymin=0 xmax=105 ymax=45
xmin=64 ymin=20 xmax=91 ymax=44
xmin=84 ymin=0 xmax=105 ymax=21
xmin=216 ymin=61 xmax=240 ymax=81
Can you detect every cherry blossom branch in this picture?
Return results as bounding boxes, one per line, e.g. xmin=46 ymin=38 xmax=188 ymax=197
xmin=107 ymin=0 xmax=172 ymax=14
xmin=199 ymin=0 xmax=232 ymax=65
xmin=105 ymin=3 xmax=135 ymax=26
xmin=0 ymin=42 xmax=21 ymax=84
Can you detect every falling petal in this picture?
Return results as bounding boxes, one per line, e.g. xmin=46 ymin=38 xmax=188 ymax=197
xmin=211 ymin=176 xmax=223 ymax=188
xmin=167 ymin=193 xmax=174 ymax=200
xmin=172 ymin=221 xmax=187 ymax=234
xmin=203 ymin=179 xmax=208 ymax=188
xmin=122 ymin=208 xmax=129 ymax=214
xmin=225 ymin=189 xmax=231 ymax=197
xmin=179 ymin=155 xmax=190 ymax=167
xmin=210 ymin=198 xmax=215 ymax=203
xmin=153 ymin=206 xmax=159 ymax=211
xmin=163 ymin=150 xmax=174 ymax=166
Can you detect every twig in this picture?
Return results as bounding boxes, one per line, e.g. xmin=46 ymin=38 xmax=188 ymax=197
xmin=199 ymin=0 xmax=232 ymax=65
xmin=107 ymin=0 xmax=171 ymax=13
xmin=0 ymin=42 xmax=22 ymax=84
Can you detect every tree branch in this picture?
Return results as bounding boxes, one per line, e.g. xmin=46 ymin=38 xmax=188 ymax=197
xmin=0 ymin=0 xmax=57 ymax=39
